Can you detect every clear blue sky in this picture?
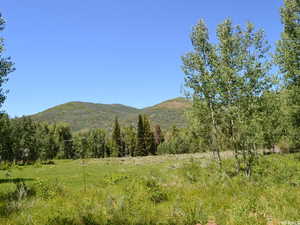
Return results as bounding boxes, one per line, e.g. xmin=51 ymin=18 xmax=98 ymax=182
xmin=1 ymin=0 xmax=283 ymax=117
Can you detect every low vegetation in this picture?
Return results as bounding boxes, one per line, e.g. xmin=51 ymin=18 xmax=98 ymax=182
xmin=0 ymin=153 xmax=300 ymax=225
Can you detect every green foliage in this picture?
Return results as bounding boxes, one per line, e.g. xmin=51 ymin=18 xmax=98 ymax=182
xmin=1 ymin=112 xmax=192 ymax=164
xmin=252 ymin=154 xmax=300 ymax=185
xmin=0 ymin=13 xmax=14 ymax=109
xmin=143 ymin=115 xmax=156 ymax=155
xmin=55 ymin=124 xmax=74 ymax=159
xmin=182 ymin=18 xmax=274 ymax=175
xmin=157 ymin=126 xmax=204 ymax=155
xmin=0 ymin=117 xmax=76 ymax=163
xmin=261 ymin=91 xmax=287 ymax=151
xmin=0 ymin=113 xmax=12 ymax=162
xmin=158 ymin=131 xmax=189 ymax=155
xmin=112 ymin=117 xmax=124 ymax=157
xmin=135 ymin=115 xmax=157 ymax=156
xmin=136 ymin=114 xmax=146 ymax=156
xmin=73 ymin=133 xmax=89 ymax=158
xmin=103 ymin=173 xmax=129 ymax=185
xmin=36 ymin=123 xmax=60 ymax=161
xmin=87 ymin=129 xmax=108 ymax=158
xmin=2 ymin=2 xmax=300 ymax=224
xmin=34 ymin=178 xmax=65 ymax=200
xmin=10 ymin=117 xmax=40 ymax=163
xmin=141 ymin=176 xmax=169 ymax=203
xmin=153 ymin=124 xmax=164 ymax=146
xmin=122 ymin=126 xmax=136 ymax=156
xmin=276 ymin=0 xmax=300 ymax=87
xmin=276 ymin=0 xmax=300 ymax=149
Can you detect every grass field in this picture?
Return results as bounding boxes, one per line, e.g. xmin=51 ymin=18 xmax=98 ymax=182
xmin=0 ymin=153 xmax=300 ymax=225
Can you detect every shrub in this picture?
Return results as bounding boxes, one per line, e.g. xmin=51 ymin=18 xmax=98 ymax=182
xmin=0 ymin=161 xmax=13 ymax=170
xmin=103 ymin=173 xmax=129 ymax=185
xmin=142 ymin=176 xmax=169 ymax=203
xmin=34 ymin=179 xmax=65 ymax=200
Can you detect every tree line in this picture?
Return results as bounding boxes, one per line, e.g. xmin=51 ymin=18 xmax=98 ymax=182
xmin=0 ymin=114 xmax=170 ymax=163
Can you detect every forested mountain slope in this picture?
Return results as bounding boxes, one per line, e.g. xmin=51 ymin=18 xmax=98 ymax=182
xmin=30 ymin=98 xmax=191 ymax=132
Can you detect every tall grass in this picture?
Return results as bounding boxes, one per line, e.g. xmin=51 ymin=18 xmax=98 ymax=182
xmin=0 ymin=154 xmax=300 ymax=224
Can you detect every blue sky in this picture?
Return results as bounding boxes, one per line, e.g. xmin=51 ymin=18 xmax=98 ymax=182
xmin=1 ymin=0 xmax=283 ymax=117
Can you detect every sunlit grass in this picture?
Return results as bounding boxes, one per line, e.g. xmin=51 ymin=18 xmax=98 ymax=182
xmin=0 ymin=153 xmax=300 ymax=225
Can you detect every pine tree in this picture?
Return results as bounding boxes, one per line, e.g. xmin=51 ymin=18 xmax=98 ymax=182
xmin=136 ymin=114 xmax=146 ymax=156
xmin=112 ymin=117 xmax=123 ymax=157
xmin=143 ymin=115 xmax=156 ymax=155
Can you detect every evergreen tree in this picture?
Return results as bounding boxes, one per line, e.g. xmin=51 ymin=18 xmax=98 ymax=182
xmin=112 ymin=117 xmax=123 ymax=157
xmin=143 ymin=115 xmax=156 ymax=155
xmin=136 ymin=114 xmax=146 ymax=156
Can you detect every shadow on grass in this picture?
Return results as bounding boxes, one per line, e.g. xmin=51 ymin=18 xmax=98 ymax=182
xmin=0 ymin=178 xmax=36 ymax=217
xmin=0 ymin=178 xmax=35 ymax=184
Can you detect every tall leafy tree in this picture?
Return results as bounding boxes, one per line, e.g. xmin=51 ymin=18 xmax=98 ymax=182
xmin=276 ymin=0 xmax=300 ymax=148
xmin=0 ymin=13 xmax=14 ymax=109
xmin=36 ymin=123 xmax=59 ymax=161
xmin=261 ymin=91 xmax=287 ymax=152
xmin=0 ymin=113 xmax=12 ymax=161
xmin=123 ymin=126 xmax=136 ymax=156
xmin=182 ymin=19 xmax=273 ymax=175
xmin=88 ymin=129 xmax=107 ymax=158
xmin=55 ymin=123 xmax=74 ymax=159
xmin=276 ymin=0 xmax=300 ymax=88
xmin=10 ymin=117 xmax=39 ymax=163
xmin=79 ymin=133 xmax=89 ymax=159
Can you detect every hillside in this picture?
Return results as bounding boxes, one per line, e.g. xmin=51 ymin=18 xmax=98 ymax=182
xmin=30 ymin=98 xmax=191 ymax=132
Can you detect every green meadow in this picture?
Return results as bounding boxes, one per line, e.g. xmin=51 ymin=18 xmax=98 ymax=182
xmin=0 ymin=153 xmax=300 ymax=225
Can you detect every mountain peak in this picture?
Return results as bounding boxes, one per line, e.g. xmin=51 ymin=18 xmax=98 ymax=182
xmin=150 ymin=97 xmax=191 ymax=109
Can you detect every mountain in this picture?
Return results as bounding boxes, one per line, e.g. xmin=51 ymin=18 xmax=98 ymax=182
xmin=30 ymin=98 xmax=191 ymax=132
